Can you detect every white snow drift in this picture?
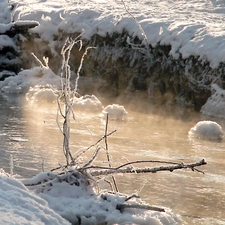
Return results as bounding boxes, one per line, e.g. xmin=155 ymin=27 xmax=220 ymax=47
xmin=0 ymin=171 xmax=70 ymax=225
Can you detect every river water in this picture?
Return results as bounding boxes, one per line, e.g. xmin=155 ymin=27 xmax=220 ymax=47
xmin=0 ymin=93 xmax=225 ymax=225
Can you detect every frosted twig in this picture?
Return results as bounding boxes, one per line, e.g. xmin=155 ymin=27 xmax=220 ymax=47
xmin=73 ymin=130 xmax=117 ymax=162
xmin=51 ymin=129 xmax=117 ymax=172
xmin=9 ymin=154 xmax=13 ymax=177
xmin=73 ymin=46 xmax=95 ymax=94
xmin=41 ymin=159 xmax=44 ymax=172
xmin=104 ymin=114 xmax=119 ymax=192
xmin=103 ymin=179 xmax=114 ymax=192
xmin=135 ymin=179 xmax=147 ymax=196
xmin=125 ymin=194 xmax=140 ymax=202
xmin=120 ymin=0 xmax=148 ymax=44
xmin=90 ymin=159 xmax=207 ymax=177
xmin=31 ymin=53 xmax=49 ymax=69
xmin=83 ymin=146 xmax=101 ymax=168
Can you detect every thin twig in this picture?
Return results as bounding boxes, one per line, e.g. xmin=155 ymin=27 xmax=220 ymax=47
xmin=103 ymin=179 xmax=114 ymax=192
xmin=73 ymin=130 xmax=117 ymax=162
xmin=104 ymin=114 xmax=119 ymax=192
xmin=120 ymin=0 xmax=148 ymax=46
xmin=51 ymin=130 xmax=117 ymax=172
xmin=82 ymin=146 xmax=101 ymax=168
xmin=125 ymin=194 xmax=140 ymax=202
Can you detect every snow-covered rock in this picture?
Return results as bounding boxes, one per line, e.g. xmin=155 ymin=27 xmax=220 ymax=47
xmin=188 ymin=120 xmax=224 ymax=140
xmin=73 ymin=94 xmax=103 ymax=112
xmin=1 ymin=80 xmax=22 ymax=94
xmin=26 ymin=85 xmax=58 ymax=104
xmin=0 ymin=67 xmax=62 ymax=94
xmin=100 ymin=104 xmax=128 ymax=121
xmin=201 ymin=84 xmax=225 ymax=119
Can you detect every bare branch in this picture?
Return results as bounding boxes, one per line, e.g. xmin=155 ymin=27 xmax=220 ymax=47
xmin=120 ymin=0 xmax=148 ymax=44
xmin=125 ymin=194 xmax=140 ymax=202
xmin=82 ymin=146 xmax=101 ymax=168
xmin=104 ymin=114 xmax=119 ymax=192
xmin=116 ymin=203 xmax=165 ymax=212
xmin=73 ymin=130 xmax=117 ymax=162
xmin=116 ymin=160 xmax=181 ymax=170
xmin=90 ymin=159 xmax=207 ymax=177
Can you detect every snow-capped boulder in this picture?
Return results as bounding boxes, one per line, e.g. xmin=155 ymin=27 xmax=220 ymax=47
xmin=73 ymin=95 xmax=103 ymax=112
xmin=100 ymin=104 xmax=128 ymax=121
xmin=26 ymin=85 xmax=58 ymax=104
xmin=201 ymin=84 xmax=225 ymax=119
xmin=188 ymin=120 xmax=224 ymax=140
xmin=1 ymin=80 xmax=22 ymax=94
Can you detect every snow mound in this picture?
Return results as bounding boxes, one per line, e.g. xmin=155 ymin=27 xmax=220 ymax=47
xmin=0 ymin=1 xmax=11 ymax=24
xmin=201 ymin=84 xmax=225 ymax=119
xmin=188 ymin=120 xmax=224 ymax=140
xmin=100 ymin=104 xmax=128 ymax=121
xmin=0 ymin=67 xmax=61 ymax=94
xmin=26 ymin=85 xmax=58 ymax=104
xmin=21 ymin=170 xmax=181 ymax=225
xmin=0 ymin=171 xmax=70 ymax=225
xmin=1 ymin=80 xmax=22 ymax=94
xmin=73 ymin=95 xmax=103 ymax=112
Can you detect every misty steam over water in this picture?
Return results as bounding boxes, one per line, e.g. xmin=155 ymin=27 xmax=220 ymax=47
xmin=1 ymin=93 xmax=225 ymax=224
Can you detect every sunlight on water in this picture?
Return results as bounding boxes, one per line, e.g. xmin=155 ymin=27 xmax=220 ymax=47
xmin=1 ymin=93 xmax=225 ymax=224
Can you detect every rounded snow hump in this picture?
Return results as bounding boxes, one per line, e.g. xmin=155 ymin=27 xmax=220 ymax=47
xmin=188 ymin=120 xmax=224 ymax=141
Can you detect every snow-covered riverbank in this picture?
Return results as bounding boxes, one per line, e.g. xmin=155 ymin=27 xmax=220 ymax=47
xmin=1 ymin=0 xmax=225 ymax=111
xmin=1 ymin=0 xmax=225 ymax=224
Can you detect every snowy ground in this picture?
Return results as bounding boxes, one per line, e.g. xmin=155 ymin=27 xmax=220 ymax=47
xmin=9 ymin=0 xmax=225 ymax=69
xmin=0 ymin=171 xmax=70 ymax=225
xmin=1 ymin=0 xmax=225 ymax=224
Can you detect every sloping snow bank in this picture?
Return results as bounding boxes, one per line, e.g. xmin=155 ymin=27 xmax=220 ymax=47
xmin=11 ymin=0 xmax=225 ymax=69
xmin=0 ymin=172 xmax=70 ymax=225
xmin=21 ymin=170 xmax=182 ymax=225
xmin=7 ymin=0 xmax=225 ymax=111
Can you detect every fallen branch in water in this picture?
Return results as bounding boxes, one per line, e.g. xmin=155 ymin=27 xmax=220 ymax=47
xmin=88 ymin=159 xmax=207 ymax=177
xmin=23 ymin=159 xmax=207 ymax=187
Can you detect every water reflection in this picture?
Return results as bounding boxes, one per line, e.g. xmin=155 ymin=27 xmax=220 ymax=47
xmin=0 ymin=93 xmax=225 ymax=224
